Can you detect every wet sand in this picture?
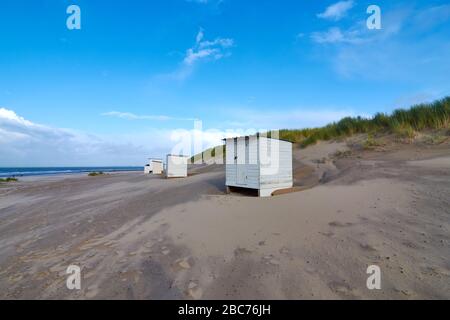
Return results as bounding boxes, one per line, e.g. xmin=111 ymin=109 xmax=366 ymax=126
xmin=0 ymin=137 xmax=449 ymax=299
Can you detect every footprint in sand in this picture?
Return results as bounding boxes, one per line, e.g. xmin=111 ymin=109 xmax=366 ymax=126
xmin=175 ymin=258 xmax=191 ymax=270
xmin=115 ymin=250 xmax=125 ymax=256
xmin=359 ymin=243 xmax=377 ymax=252
xmin=234 ymin=247 xmax=253 ymax=256
xmin=128 ymin=251 xmax=139 ymax=256
xmin=186 ymin=281 xmax=203 ymax=300
xmin=329 ymin=221 xmax=353 ymax=227
xmin=84 ymin=270 xmax=96 ymax=279
xmin=319 ymin=231 xmax=334 ymax=237
xmin=262 ymin=255 xmax=280 ymax=266
xmin=161 ymin=246 xmax=170 ymax=255
xmin=144 ymin=242 xmax=153 ymax=249
xmin=269 ymin=259 xmax=280 ymax=266
xmin=328 ymin=281 xmax=355 ymax=297
xmin=49 ymin=265 xmax=66 ymax=274
xmin=85 ymin=285 xmax=99 ymax=298
xmin=304 ymin=266 xmax=316 ymax=274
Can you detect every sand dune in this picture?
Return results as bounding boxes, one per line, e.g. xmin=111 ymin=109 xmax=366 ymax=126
xmin=0 ymin=137 xmax=449 ymax=299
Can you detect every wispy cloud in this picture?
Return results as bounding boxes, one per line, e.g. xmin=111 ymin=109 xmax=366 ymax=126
xmin=0 ymin=107 xmax=252 ymax=166
xmin=157 ymin=29 xmax=234 ymax=81
xmin=161 ymin=28 xmax=234 ymax=81
xmin=0 ymin=108 xmax=172 ymax=166
xmin=183 ymin=28 xmax=234 ymax=66
xmin=392 ymin=91 xmax=445 ymax=109
xmin=215 ymin=107 xmax=363 ymax=130
xmin=187 ymin=0 xmax=209 ymax=4
xmin=317 ymin=0 xmax=354 ymax=21
xmin=186 ymin=0 xmax=224 ymax=5
xmin=0 ymin=105 xmax=376 ymax=166
xmin=413 ymin=4 xmax=450 ymax=30
xmin=311 ymin=27 xmax=364 ymax=44
xmin=102 ymin=111 xmax=197 ymax=121
xmin=310 ymin=4 xmax=450 ymax=81
xmin=311 ymin=6 xmax=406 ymax=45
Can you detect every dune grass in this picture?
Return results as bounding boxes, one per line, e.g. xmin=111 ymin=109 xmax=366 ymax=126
xmin=363 ymin=133 xmax=385 ymax=150
xmin=88 ymin=171 xmax=104 ymax=177
xmin=191 ymin=97 xmax=450 ymax=160
xmin=0 ymin=177 xmax=18 ymax=183
xmin=278 ymin=97 xmax=450 ymax=147
xmin=190 ymin=145 xmax=225 ymax=163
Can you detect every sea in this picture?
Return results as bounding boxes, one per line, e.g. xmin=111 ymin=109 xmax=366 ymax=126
xmin=0 ymin=167 xmax=143 ymax=178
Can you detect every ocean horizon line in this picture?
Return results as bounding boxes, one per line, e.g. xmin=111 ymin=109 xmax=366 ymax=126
xmin=0 ymin=166 xmax=144 ymax=178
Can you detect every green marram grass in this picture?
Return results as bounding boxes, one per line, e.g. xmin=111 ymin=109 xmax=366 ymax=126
xmin=279 ymin=96 xmax=450 ymax=147
xmin=88 ymin=171 xmax=104 ymax=177
xmin=0 ymin=177 xmax=18 ymax=183
xmin=192 ymin=97 xmax=450 ymax=159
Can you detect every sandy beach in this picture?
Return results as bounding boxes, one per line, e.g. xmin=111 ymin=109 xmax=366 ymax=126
xmin=0 ymin=135 xmax=449 ymax=299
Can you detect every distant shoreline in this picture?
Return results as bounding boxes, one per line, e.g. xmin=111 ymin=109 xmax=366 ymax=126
xmin=0 ymin=167 xmax=143 ymax=178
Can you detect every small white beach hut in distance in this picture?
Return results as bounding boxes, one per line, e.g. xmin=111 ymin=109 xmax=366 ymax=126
xmin=144 ymin=159 xmax=153 ymax=174
xmin=166 ymin=155 xmax=188 ymax=178
xmin=224 ymin=134 xmax=293 ymax=197
xmin=151 ymin=159 xmax=164 ymax=175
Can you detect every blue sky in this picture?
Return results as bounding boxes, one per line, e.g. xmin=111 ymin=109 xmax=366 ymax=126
xmin=1 ymin=0 xmax=450 ymax=166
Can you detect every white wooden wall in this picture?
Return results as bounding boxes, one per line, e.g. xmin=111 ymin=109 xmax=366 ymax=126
xmin=166 ymin=155 xmax=188 ymax=178
xmin=225 ymin=138 xmax=237 ymax=186
xmin=225 ymin=137 xmax=260 ymax=189
xmin=259 ymin=138 xmax=293 ymax=191
xmin=152 ymin=160 xmax=163 ymax=174
xmin=245 ymin=136 xmax=260 ymax=188
xmin=225 ymin=136 xmax=293 ymax=195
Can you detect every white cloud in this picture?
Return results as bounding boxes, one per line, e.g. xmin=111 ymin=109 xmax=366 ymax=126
xmin=196 ymin=28 xmax=204 ymax=43
xmin=0 ymin=108 xmax=171 ymax=166
xmin=198 ymin=38 xmax=234 ymax=49
xmin=215 ymin=107 xmax=363 ymax=130
xmin=184 ymin=48 xmax=219 ymax=66
xmin=0 ymin=106 xmax=366 ymax=166
xmin=101 ymin=111 xmax=197 ymax=121
xmin=311 ymin=27 xmax=364 ymax=44
xmin=183 ymin=29 xmax=234 ymax=66
xmin=187 ymin=0 xmax=209 ymax=3
xmin=310 ymin=5 xmax=450 ymax=82
xmin=317 ymin=0 xmax=354 ymax=21
xmin=312 ymin=5 xmax=407 ymax=45
xmin=186 ymin=0 xmax=224 ymax=5
xmin=413 ymin=4 xmax=450 ymax=30
xmin=0 ymin=108 xmax=37 ymax=127
xmin=392 ymin=91 xmax=444 ymax=109
xmin=155 ymin=29 xmax=234 ymax=82
xmin=0 ymin=108 xmax=256 ymax=166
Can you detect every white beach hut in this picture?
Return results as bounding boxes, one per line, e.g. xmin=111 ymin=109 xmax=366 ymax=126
xmin=166 ymin=154 xmax=188 ymax=178
xmin=151 ymin=159 xmax=164 ymax=175
xmin=144 ymin=158 xmax=153 ymax=174
xmin=224 ymin=134 xmax=293 ymax=197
